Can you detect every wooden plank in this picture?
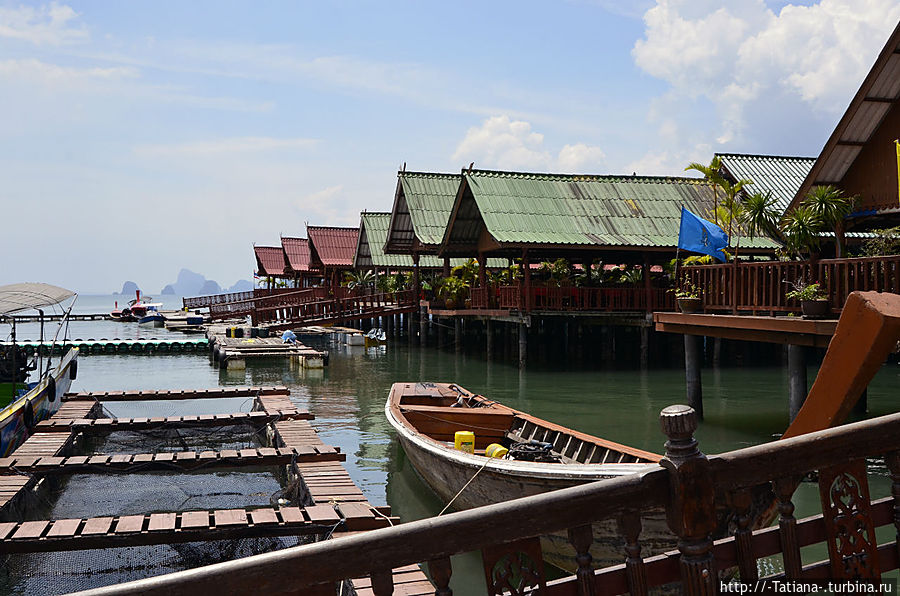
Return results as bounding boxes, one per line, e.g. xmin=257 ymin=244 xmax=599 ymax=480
xmin=11 ymin=521 xmax=49 ymax=540
xmin=180 ymin=511 xmax=209 ymax=530
xmin=305 ymin=505 xmax=340 ymax=525
xmin=0 ymin=522 xmax=19 ymax=540
xmin=114 ymin=515 xmax=144 ymax=534
xmin=46 ymin=518 xmax=81 ymax=538
xmin=249 ymin=509 xmax=279 ymax=525
xmin=148 ymin=513 xmax=176 ymax=532
xmin=214 ymin=509 xmax=248 ymax=527
xmin=81 ymin=517 xmax=113 ymax=536
xmin=279 ymin=508 xmax=305 ymax=524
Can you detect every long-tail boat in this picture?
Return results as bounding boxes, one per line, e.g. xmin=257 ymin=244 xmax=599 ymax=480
xmin=387 ymin=291 xmax=900 ymax=571
xmin=0 ymin=283 xmax=79 ymax=456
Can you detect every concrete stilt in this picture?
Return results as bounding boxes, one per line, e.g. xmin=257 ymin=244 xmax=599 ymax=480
xmin=518 ymin=323 xmax=527 ymax=368
xmin=788 ymin=344 xmax=807 ymax=422
xmin=486 ymin=319 xmax=493 ymax=359
xmin=712 ymin=337 xmax=722 ymax=367
xmin=419 ymin=307 xmax=426 ymax=347
xmin=684 ymin=334 xmax=703 ymax=419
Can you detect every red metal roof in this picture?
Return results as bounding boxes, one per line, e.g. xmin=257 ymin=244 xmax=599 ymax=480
xmin=281 ymin=237 xmax=312 ymax=272
xmin=254 ymin=246 xmax=285 ymax=276
xmin=307 ymin=226 xmax=360 ymax=267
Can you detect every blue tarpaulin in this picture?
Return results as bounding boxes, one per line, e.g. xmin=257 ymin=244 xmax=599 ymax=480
xmin=677 ymin=207 xmax=729 ymax=262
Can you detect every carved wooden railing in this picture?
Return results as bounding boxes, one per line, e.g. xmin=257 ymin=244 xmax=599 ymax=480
xmin=258 ymin=289 xmax=418 ymax=331
xmin=77 ymin=406 xmax=900 ymax=595
xmin=203 ymin=288 xmax=329 ymax=322
xmin=683 ymin=255 xmax=900 ymax=314
xmin=185 ymin=288 xmax=313 ymax=314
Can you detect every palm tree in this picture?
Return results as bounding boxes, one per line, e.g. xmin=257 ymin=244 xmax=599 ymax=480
xmin=740 ymin=191 xmax=780 ymax=241
xmin=343 ymin=269 xmax=376 ymax=291
xmin=685 ymin=156 xmax=726 ymax=226
xmin=801 ymin=185 xmax=858 ymax=257
xmin=780 ymin=205 xmax=823 ymax=259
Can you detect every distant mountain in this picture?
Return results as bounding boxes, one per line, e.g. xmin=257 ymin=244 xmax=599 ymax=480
xmin=115 ymin=281 xmax=140 ymax=296
xmin=226 ymin=279 xmax=254 ymax=292
xmin=158 ymin=269 xmax=251 ymax=297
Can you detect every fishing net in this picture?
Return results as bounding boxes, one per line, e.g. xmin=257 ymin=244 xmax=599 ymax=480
xmin=0 ymin=399 xmax=327 ymax=595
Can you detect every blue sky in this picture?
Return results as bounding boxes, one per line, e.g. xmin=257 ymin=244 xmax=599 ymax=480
xmin=1 ymin=0 xmax=897 ymax=294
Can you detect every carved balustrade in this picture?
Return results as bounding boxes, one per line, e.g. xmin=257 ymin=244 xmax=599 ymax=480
xmin=83 ymin=405 xmax=900 ymax=595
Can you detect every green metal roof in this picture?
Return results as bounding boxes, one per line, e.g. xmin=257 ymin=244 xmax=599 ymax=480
xmin=717 ymin=153 xmax=816 ymax=215
xmin=398 ymin=172 xmax=462 ymax=247
xmin=357 ymin=212 xmax=505 ymax=269
xmin=442 ymin=169 xmax=779 ymax=254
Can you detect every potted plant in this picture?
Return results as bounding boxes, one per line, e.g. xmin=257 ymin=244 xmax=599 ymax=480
xmin=436 ymin=276 xmax=469 ymax=310
xmin=786 ymin=281 xmax=829 ymax=318
xmin=672 ymin=283 xmax=702 ymax=313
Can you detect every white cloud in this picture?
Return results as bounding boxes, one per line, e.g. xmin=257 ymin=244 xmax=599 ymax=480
xmin=0 ymin=57 xmax=136 ymax=82
xmin=632 ymin=0 xmax=900 ymax=144
xmin=452 ymin=115 xmax=607 ymax=173
xmin=134 ymin=137 xmax=318 ymax=158
xmin=0 ymin=3 xmax=88 ymax=45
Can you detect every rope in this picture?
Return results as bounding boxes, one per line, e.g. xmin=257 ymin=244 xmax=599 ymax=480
xmin=438 ymin=457 xmax=492 ymax=516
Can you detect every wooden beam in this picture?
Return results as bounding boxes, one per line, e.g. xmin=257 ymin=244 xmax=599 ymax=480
xmin=35 ymin=411 xmax=312 ymax=433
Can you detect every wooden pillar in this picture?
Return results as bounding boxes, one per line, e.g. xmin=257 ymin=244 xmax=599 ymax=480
xmin=419 ymin=306 xmax=426 ymax=347
xmin=454 ymin=318 xmax=461 ymax=352
xmin=788 ymin=344 xmax=807 ymax=422
xmin=640 ymin=325 xmax=649 ymax=368
xmin=712 ymin=338 xmax=722 ymax=367
xmin=684 ymin=334 xmax=703 ymax=419
xmin=518 ymin=322 xmax=527 ymax=368
xmin=437 ymin=316 xmax=445 ymax=348
xmin=643 ymin=252 xmax=653 ymax=311
xmin=522 ymin=250 xmax=531 ymax=312
xmin=412 ymin=254 xmax=421 ymax=341
xmin=486 ymin=319 xmax=493 ymax=359
xmin=443 ymin=257 xmax=451 ymax=278
xmin=478 ymin=252 xmax=486 ymax=288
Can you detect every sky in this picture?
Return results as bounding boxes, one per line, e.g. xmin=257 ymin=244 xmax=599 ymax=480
xmin=1 ymin=0 xmax=898 ymax=294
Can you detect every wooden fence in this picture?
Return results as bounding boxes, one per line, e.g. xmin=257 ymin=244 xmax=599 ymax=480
xmin=77 ymin=404 xmax=900 ymax=595
xmin=682 ymin=255 xmax=900 ymax=314
xmin=256 ymin=289 xmax=419 ymax=331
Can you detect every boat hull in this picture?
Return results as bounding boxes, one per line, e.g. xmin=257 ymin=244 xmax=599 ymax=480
xmin=388 ymin=406 xmax=671 ymax=571
xmin=0 ymin=348 xmax=76 ymax=457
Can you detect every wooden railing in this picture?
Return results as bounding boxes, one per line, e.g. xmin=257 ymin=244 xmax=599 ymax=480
xmin=77 ymin=405 xmax=900 ymax=595
xmin=488 ymin=284 xmax=674 ymax=313
xmin=258 ymin=289 xmax=418 ymax=331
xmin=205 ymin=288 xmax=328 ymax=322
xmin=184 ymin=288 xmax=308 ymax=312
xmin=683 ymin=255 xmax=900 ymax=313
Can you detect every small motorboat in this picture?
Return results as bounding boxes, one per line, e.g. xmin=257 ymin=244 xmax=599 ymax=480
xmin=111 ymin=290 xmax=159 ymax=323
xmin=364 ymin=327 xmax=387 ymax=347
xmin=137 ymin=304 xmax=165 ymax=327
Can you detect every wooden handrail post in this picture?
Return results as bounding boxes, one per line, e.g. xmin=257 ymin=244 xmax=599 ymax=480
xmin=660 ymin=405 xmax=717 ymax=595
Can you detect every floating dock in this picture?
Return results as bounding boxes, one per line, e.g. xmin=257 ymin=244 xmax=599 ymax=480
xmin=0 ymin=386 xmax=432 ymax=593
xmin=207 ymin=327 xmax=328 ymax=370
xmin=2 ymin=338 xmax=210 ymax=356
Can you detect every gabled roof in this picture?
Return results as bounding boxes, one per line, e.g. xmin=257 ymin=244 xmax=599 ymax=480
xmin=307 ymin=225 xmax=359 ymax=267
xmin=717 ymin=153 xmax=816 ymax=214
xmin=786 ymin=21 xmax=900 ymax=214
xmin=254 ymin=246 xmax=286 ymax=276
xmin=281 ymin=237 xmax=312 ymax=272
xmin=385 ymin=171 xmax=461 ymax=254
xmin=356 ymin=212 xmax=505 ymax=269
xmin=440 ymin=169 xmax=778 ymax=257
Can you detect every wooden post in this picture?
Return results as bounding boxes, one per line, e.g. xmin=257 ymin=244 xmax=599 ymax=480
xmin=643 ymin=252 xmax=653 ymax=311
xmin=659 ymin=405 xmax=716 ymax=595
xmin=523 ymin=250 xmax=531 ymax=312
xmin=640 ymin=325 xmax=649 ymax=369
xmin=412 ymin=253 xmax=421 ymax=341
xmin=683 ymin=335 xmax=703 ymax=419
xmin=443 ymin=257 xmax=451 ymax=278
xmin=788 ymin=344 xmax=807 ymax=422
xmin=419 ymin=305 xmax=426 ymax=347
xmin=454 ymin=318 xmax=461 ymax=353
xmin=478 ymin=252 xmax=487 ymax=288
xmin=428 ymin=557 xmax=453 ymax=596
xmin=486 ymin=319 xmax=493 ymax=359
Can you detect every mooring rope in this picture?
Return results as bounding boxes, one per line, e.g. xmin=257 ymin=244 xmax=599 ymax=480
xmin=438 ymin=457 xmax=493 ymax=516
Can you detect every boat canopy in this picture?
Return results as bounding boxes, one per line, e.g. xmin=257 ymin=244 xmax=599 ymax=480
xmin=0 ymin=283 xmax=75 ymax=315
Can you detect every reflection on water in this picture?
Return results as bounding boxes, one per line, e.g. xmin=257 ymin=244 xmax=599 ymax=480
xmin=20 ymin=311 xmax=900 ymax=590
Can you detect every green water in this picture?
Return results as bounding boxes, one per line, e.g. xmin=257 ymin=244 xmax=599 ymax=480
xmin=6 ymin=300 xmax=900 ymax=592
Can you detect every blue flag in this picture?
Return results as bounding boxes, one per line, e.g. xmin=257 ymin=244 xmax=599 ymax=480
xmin=677 ymin=207 xmax=729 ymax=262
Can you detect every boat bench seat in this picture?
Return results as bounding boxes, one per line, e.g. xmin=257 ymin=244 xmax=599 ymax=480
xmin=399 ymin=405 xmax=514 ymax=448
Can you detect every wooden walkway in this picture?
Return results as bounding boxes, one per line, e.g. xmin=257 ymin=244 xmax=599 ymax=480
xmin=210 ymin=336 xmax=327 ymax=370
xmin=0 ymin=386 xmax=433 ymax=593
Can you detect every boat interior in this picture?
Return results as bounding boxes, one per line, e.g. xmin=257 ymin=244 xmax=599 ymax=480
xmin=391 ymin=382 xmax=660 ymax=465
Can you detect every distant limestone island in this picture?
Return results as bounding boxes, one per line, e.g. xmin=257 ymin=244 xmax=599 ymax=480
xmin=114 ymin=269 xmax=253 ymax=297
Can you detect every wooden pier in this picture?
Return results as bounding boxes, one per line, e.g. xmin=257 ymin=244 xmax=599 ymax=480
xmin=208 ymin=331 xmax=328 ymax=370
xmin=0 ymin=386 xmax=433 ymax=594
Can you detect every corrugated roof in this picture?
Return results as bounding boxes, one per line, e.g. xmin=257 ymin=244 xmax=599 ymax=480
xmin=357 ymin=212 xmax=505 ymax=269
xmin=385 ymin=171 xmax=461 ymax=253
xmin=441 ymin=169 xmax=779 ymax=255
xmin=307 ymin=225 xmax=359 ymax=267
xmin=254 ymin=246 xmax=285 ymax=276
xmin=717 ymin=153 xmax=816 ymax=214
xmin=787 ymin=21 xmax=900 ymax=213
xmin=281 ymin=237 xmax=312 ymax=272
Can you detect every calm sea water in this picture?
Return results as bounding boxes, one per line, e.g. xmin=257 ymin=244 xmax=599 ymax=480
xmin=4 ymin=294 xmax=899 ymax=592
